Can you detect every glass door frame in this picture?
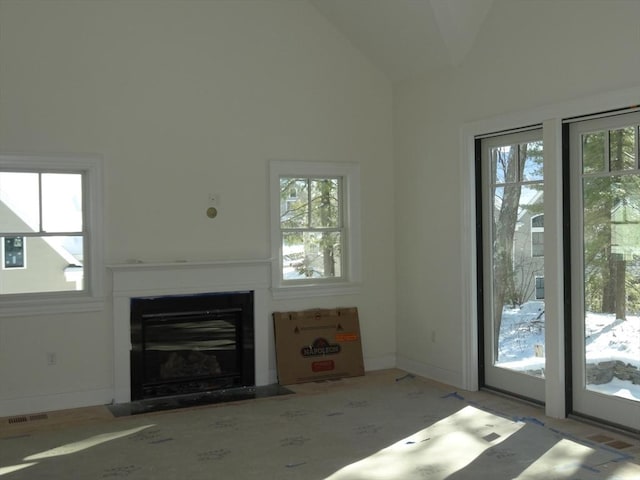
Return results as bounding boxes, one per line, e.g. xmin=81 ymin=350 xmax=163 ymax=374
xmin=478 ymin=128 xmax=546 ymax=404
xmin=461 ymin=85 xmax=640 ymax=424
xmin=568 ymin=112 xmax=640 ymax=433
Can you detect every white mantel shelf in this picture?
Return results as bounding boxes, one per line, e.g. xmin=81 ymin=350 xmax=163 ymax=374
xmin=108 ymin=258 xmax=271 ymax=271
xmin=109 ymin=259 xmax=273 ymax=403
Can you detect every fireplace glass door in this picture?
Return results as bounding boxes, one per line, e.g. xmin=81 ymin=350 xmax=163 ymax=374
xmin=131 ymin=292 xmax=254 ymax=400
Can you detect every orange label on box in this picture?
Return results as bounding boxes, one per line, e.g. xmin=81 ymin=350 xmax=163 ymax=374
xmin=312 ymin=360 xmax=335 ymax=372
xmin=336 ymin=333 xmax=359 ymax=342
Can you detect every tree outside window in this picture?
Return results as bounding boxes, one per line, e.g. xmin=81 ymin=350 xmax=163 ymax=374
xmin=270 ymin=160 xmax=361 ymax=296
xmin=279 ymin=177 xmax=343 ymax=281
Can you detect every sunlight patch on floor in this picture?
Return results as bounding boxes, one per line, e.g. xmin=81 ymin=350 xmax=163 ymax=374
xmin=0 ymin=463 xmax=37 ymax=476
xmin=325 ymin=405 xmax=523 ymax=479
xmin=517 ymin=438 xmax=593 ymax=478
xmin=24 ymin=424 xmax=155 ymax=461
xmin=0 ymin=425 xmax=155 ymax=477
xmin=606 ymin=462 xmax=640 ymax=479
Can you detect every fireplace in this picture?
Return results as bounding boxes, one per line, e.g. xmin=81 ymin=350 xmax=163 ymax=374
xmin=110 ymin=259 xmax=272 ymax=404
xmin=130 ymin=292 xmax=255 ymax=400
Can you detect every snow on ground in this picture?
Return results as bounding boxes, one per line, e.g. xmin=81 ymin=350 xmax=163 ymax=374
xmin=589 ymin=377 xmax=639 ymax=401
xmin=585 ymin=315 xmax=640 ymax=364
xmin=496 ymin=302 xmax=545 ymax=372
xmin=495 ymin=303 xmax=640 ymax=402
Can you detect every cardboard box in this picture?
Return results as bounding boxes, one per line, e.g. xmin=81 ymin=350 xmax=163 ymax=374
xmin=273 ymin=307 xmax=364 ymax=385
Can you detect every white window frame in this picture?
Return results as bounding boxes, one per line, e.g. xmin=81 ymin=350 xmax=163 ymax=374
xmin=0 ymin=153 xmax=104 ymax=316
xmin=269 ymin=160 xmax=361 ymax=299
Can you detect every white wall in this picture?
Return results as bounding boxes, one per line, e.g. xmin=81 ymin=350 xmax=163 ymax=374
xmin=394 ymin=0 xmax=640 ymax=388
xmin=0 ymin=0 xmax=395 ymax=416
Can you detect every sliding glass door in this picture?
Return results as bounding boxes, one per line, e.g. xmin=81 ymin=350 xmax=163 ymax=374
xmin=569 ymin=113 xmax=640 ymax=430
xmin=480 ymin=129 xmax=546 ymax=403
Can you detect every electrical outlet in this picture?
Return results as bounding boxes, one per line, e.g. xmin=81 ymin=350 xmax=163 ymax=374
xmin=46 ymin=352 xmax=57 ymax=366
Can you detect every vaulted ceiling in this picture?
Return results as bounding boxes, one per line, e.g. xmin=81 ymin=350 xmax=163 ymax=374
xmin=310 ymin=0 xmax=495 ymax=83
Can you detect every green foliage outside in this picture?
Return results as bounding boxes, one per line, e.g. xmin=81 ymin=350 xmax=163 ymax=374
xmin=279 ymin=177 xmax=342 ymax=279
xmin=582 ymin=128 xmax=640 ymax=317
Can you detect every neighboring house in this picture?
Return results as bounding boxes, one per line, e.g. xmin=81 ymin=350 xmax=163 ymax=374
xmin=0 ymin=200 xmax=82 ymax=295
xmin=512 ymin=194 xmax=640 ymax=305
xmin=512 ymin=191 xmax=545 ymax=303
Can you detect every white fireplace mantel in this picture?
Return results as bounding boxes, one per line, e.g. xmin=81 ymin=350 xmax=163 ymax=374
xmin=109 ymin=259 xmax=272 ymax=403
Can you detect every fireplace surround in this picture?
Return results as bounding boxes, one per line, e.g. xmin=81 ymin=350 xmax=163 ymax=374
xmin=110 ymin=260 xmax=272 ymax=404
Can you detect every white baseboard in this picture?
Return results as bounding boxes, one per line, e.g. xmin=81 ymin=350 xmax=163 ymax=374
xmin=364 ymin=354 xmax=396 ymax=372
xmin=0 ymin=389 xmax=113 ymax=418
xmin=266 ymin=368 xmax=278 ymax=386
xmin=0 ymin=356 xmax=401 ymax=418
xmin=396 ymin=356 xmax=464 ymax=389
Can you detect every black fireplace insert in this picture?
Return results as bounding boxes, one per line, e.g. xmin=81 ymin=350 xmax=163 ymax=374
xmin=130 ymin=291 xmax=255 ymax=401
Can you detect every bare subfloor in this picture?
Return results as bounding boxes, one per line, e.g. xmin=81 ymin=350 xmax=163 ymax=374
xmin=1 ymin=369 xmax=639 ymax=479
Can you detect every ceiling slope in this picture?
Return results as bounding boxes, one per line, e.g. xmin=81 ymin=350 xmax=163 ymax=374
xmin=310 ymin=0 xmax=494 ymax=83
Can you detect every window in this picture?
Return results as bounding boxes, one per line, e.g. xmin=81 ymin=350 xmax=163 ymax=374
xmin=270 ymin=160 xmax=361 ymax=297
xmin=3 ymin=236 xmax=25 ymax=269
xmin=280 ymin=177 xmax=342 ymax=280
xmin=0 ymin=154 xmax=104 ymax=315
xmin=531 ymin=214 xmax=544 ymax=257
xmin=535 ymin=276 xmax=545 ymax=299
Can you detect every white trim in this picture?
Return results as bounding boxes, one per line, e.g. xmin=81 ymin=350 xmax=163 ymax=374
xmin=271 ymin=282 xmax=362 ymax=300
xmin=459 ymin=128 xmax=480 ymax=392
xmin=542 ymin=118 xmax=566 ymax=418
xmin=363 ymin=353 xmax=396 ymax=372
xmin=397 ymin=355 xmax=464 ymax=389
xmin=109 ymin=259 xmax=272 ymax=404
xmin=0 ymin=153 xmax=105 ymax=315
xmin=474 ymin=124 xmax=542 ymax=140
xmin=460 ymin=84 xmax=640 ymax=418
xmin=562 ymin=105 xmax=640 ymax=124
xmin=269 ymin=160 xmax=362 ymax=298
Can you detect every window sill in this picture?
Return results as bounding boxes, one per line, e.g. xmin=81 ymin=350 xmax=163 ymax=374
xmin=271 ymin=282 xmax=362 ymax=300
xmin=0 ymin=294 xmax=105 ymax=318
